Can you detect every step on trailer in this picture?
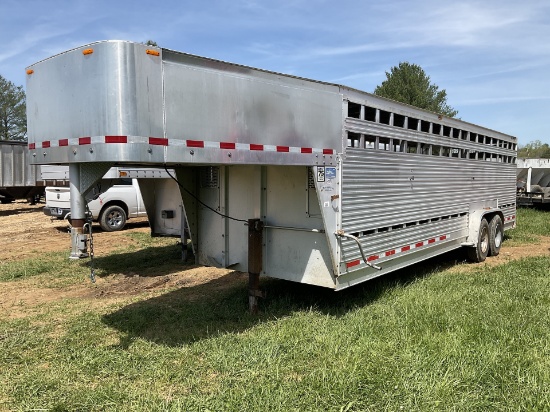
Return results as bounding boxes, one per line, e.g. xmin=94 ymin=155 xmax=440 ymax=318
xmin=26 ymin=41 xmax=517 ymax=309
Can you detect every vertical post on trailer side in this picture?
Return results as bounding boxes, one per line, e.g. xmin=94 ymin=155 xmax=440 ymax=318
xmin=248 ymin=218 xmax=264 ymax=313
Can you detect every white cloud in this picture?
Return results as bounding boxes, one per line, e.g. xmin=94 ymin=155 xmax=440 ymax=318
xmin=273 ymin=1 xmax=550 ymax=61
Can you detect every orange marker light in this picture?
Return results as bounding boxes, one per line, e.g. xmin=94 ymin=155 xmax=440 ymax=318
xmin=26 ymin=69 xmax=34 ymax=75
xmin=146 ymin=49 xmax=160 ymax=56
xmin=82 ymin=48 xmax=94 ymax=55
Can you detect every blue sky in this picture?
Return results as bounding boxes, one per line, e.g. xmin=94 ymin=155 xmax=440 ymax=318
xmin=1 ymin=0 xmax=549 ymax=146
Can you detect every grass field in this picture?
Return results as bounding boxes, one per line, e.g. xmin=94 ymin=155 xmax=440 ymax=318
xmin=1 ymin=208 xmax=549 ymax=411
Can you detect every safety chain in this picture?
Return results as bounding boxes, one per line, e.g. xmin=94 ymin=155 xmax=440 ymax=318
xmin=85 ymin=205 xmax=96 ymax=283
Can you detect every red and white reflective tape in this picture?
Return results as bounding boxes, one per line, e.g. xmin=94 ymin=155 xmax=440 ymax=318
xmin=345 ymin=234 xmax=450 ymax=269
xmin=504 ymin=215 xmax=516 ymax=222
xmin=29 ymin=136 xmax=335 ymax=155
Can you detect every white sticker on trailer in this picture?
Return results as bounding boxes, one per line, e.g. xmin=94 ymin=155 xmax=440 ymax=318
xmin=317 ymin=167 xmax=325 ymax=182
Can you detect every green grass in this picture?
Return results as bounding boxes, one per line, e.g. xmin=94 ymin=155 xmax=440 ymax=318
xmin=0 ymin=208 xmax=549 ymax=411
xmin=0 ymin=234 xmax=179 ymax=285
xmin=505 ymin=207 xmax=550 ymax=245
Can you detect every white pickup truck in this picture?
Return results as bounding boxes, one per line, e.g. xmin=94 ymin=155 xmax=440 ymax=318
xmin=43 ymin=178 xmax=147 ymax=231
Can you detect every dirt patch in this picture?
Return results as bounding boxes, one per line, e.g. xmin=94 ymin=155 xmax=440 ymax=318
xmin=448 ymin=236 xmax=550 ymax=274
xmin=0 ymin=200 xmax=151 ymax=262
xmin=0 ymin=201 xmax=549 ymax=319
xmin=0 ymin=268 xmax=248 ymax=319
xmin=0 ymin=200 xmax=243 ymax=318
xmin=83 ymin=266 xmax=245 ymax=300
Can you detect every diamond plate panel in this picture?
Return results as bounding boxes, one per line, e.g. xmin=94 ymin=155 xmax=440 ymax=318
xmin=79 ymin=162 xmax=113 ymax=194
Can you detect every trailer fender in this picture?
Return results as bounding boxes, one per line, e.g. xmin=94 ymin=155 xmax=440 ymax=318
xmin=463 ymin=208 xmax=504 ymax=247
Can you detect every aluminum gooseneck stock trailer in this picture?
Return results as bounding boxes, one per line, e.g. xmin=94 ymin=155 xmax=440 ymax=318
xmin=26 ymin=41 xmax=517 ymax=307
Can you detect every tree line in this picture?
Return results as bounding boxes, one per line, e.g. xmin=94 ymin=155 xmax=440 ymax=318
xmin=517 ymin=141 xmax=550 ymax=159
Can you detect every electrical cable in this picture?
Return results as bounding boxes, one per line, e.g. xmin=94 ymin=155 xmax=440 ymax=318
xmin=164 ymin=165 xmax=248 ymax=223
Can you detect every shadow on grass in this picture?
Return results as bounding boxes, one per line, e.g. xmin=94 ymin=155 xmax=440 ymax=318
xmin=94 ymin=219 xmax=151 ymax=232
xmin=524 ymin=204 xmax=550 ymax=211
xmin=0 ymin=205 xmax=40 ymax=217
xmin=53 ymin=218 xmax=150 ymax=234
xmin=101 ymin=244 xmax=468 ymax=347
xmin=85 ymin=243 xmax=184 ymax=278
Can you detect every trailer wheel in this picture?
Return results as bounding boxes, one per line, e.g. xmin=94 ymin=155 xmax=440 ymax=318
xmin=488 ymin=215 xmax=504 ymax=257
xmin=99 ymin=205 xmax=127 ymax=232
xmin=467 ymin=218 xmax=489 ymax=263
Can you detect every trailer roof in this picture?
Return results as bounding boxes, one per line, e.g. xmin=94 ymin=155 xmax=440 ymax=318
xmin=27 ymin=40 xmax=516 ymax=143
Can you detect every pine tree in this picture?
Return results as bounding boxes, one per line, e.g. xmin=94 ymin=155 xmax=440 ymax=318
xmin=0 ymin=74 xmax=26 ymax=141
xmin=374 ymin=62 xmax=458 ymax=118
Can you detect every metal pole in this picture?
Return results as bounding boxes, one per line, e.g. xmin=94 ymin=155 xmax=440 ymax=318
xmin=69 ymin=163 xmax=89 ymax=259
xmin=248 ymin=218 xmax=264 ymax=313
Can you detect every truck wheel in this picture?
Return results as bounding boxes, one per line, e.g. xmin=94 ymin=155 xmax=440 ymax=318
xmin=99 ymin=205 xmax=127 ymax=232
xmin=467 ymin=218 xmax=489 ymax=263
xmin=488 ymin=215 xmax=504 ymax=257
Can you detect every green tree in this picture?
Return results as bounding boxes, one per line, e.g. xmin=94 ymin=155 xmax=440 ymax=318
xmin=0 ymin=74 xmax=26 ymax=141
xmin=517 ymin=140 xmax=550 ymax=158
xmin=374 ymin=62 xmax=458 ymax=118
xmin=144 ymin=40 xmax=158 ymax=47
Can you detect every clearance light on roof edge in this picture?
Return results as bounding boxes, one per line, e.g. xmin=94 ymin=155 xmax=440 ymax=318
xmin=82 ymin=48 xmax=94 ymax=55
xmin=26 ymin=69 xmax=34 ymax=75
xmin=146 ymin=49 xmax=160 ymax=56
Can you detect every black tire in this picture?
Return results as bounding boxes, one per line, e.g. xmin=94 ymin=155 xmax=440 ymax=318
xmin=488 ymin=215 xmax=504 ymax=257
xmin=467 ymin=218 xmax=489 ymax=263
xmin=99 ymin=205 xmax=127 ymax=232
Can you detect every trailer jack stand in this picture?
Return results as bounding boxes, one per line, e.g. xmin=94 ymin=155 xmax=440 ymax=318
xmin=69 ymin=219 xmax=89 ymax=259
xmin=248 ymin=218 xmax=264 ymax=313
xmin=248 ymin=273 xmax=265 ymax=314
